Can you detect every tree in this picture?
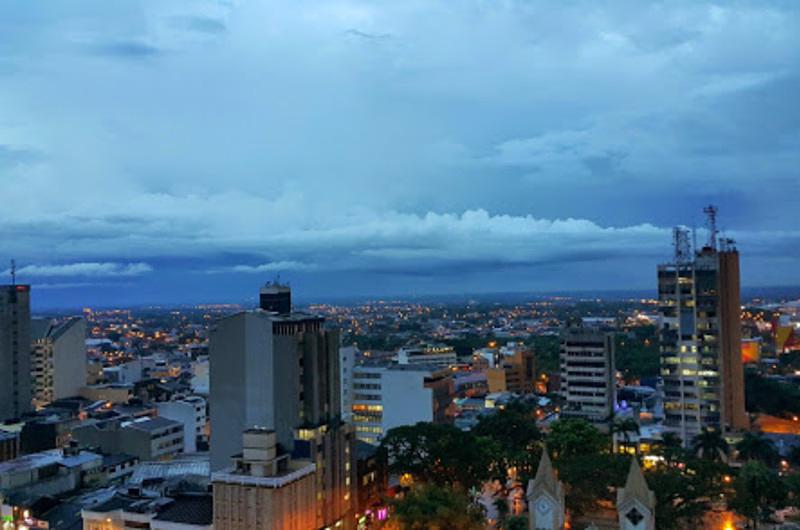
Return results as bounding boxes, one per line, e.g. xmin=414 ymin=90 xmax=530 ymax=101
xmin=787 ymin=444 xmax=800 ymax=468
xmin=729 ymin=460 xmax=788 ymax=529
xmin=502 ymin=515 xmax=528 ymax=530
xmin=735 ymin=432 xmax=779 ymax=467
xmin=610 ymin=417 xmax=640 ymax=453
xmin=691 ymin=428 xmax=729 ymax=462
xmin=473 ymin=401 xmax=541 ymax=480
xmin=392 ymin=484 xmax=485 ymax=530
xmin=786 ymin=472 xmax=800 ymax=509
xmin=645 ymin=457 xmax=724 ymax=530
xmin=546 ymin=418 xmax=607 ymax=460
xmin=379 ymin=422 xmax=494 ymax=490
xmin=556 ymin=452 xmax=629 ymax=516
xmin=493 ymin=497 xmax=509 ymax=525
xmin=654 ymin=432 xmax=686 ymax=465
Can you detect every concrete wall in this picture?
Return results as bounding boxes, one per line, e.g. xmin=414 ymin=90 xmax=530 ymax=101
xmin=381 ymin=370 xmax=433 ymax=434
xmin=157 ymin=401 xmax=199 ymax=453
xmin=53 ymin=318 xmax=88 ymax=400
xmin=210 ymin=313 xmax=275 ymax=471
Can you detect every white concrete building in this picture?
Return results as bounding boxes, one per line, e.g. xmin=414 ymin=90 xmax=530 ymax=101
xmin=340 ymin=345 xmax=357 ymax=421
xmin=157 ymin=396 xmax=207 ymax=454
xmin=350 ymin=364 xmax=453 ymax=444
xmin=31 ymin=317 xmax=87 ymax=408
xmin=395 ymin=344 xmax=457 ymax=367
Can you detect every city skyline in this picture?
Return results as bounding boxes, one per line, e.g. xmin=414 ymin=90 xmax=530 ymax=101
xmin=2 ymin=1 xmax=799 ymax=307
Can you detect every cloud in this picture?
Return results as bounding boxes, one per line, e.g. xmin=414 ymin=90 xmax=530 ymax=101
xmin=5 ymin=262 xmax=153 ymax=278
xmin=226 ymin=261 xmax=318 ymax=273
xmin=0 ymin=0 xmax=798 ymax=303
xmin=87 ymin=40 xmax=161 ymax=59
xmin=0 ymin=145 xmax=43 ymax=168
xmin=170 ymin=16 xmax=227 ymax=34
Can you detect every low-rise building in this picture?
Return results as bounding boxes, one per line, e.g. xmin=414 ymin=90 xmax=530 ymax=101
xmin=0 ymin=432 xmax=19 ymax=463
xmin=72 ymin=417 xmax=184 ymax=462
xmin=212 ymin=429 xmax=317 ymax=530
xmin=486 ymin=342 xmax=536 ymax=394
xmin=79 ymin=384 xmax=133 ymax=405
xmin=82 ymin=492 xmax=213 ymax=530
xmin=350 ymin=364 xmax=454 ymax=444
xmin=157 ymin=396 xmax=207 ymax=454
xmin=0 ymin=445 xmax=102 ymax=500
xmin=396 ymin=344 xmax=457 ymax=367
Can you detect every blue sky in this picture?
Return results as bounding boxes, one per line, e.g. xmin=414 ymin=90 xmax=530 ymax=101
xmin=1 ymin=0 xmax=799 ymax=308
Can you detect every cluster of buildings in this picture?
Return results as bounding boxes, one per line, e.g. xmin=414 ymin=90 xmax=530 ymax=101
xmin=1 ymin=206 xmax=798 ymax=529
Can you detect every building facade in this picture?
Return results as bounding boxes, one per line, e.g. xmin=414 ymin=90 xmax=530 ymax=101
xmin=31 ymin=317 xmax=87 ymax=408
xmin=486 ymin=342 xmax=536 ymax=394
xmin=157 ymin=396 xmax=207 ymax=454
xmin=72 ymin=416 xmax=184 ymax=462
xmin=209 ymin=284 xmax=355 ymax=529
xmin=395 ymin=344 xmax=457 ymax=367
xmin=212 ymin=429 xmax=317 ymax=530
xmin=658 ymin=219 xmax=748 ymax=443
xmin=0 ymin=284 xmax=32 ymax=422
xmin=350 ymin=364 xmax=454 ymax=444
xmin=559 ymin=325 xmax=616 ymax=430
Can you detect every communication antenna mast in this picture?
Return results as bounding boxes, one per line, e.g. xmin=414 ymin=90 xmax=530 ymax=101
xmin=10 ymin=259 xmax=16 ymax=285
xmin=703 ymin=204 xmax=718 ymax=250
xmin=673 ymin=227 xmax=691 ymax=264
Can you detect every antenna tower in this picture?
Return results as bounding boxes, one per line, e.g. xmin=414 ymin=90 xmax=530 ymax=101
xmin=673 ymin=227 xmax=691 ymax=264
xmin=703 ymin=205 xmax=718 ymax=250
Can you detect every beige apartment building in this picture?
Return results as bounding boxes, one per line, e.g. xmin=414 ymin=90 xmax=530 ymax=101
xmin=212 ymin=429 xmax=316 ymax=530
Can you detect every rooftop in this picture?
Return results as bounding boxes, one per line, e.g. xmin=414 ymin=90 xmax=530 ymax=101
xmin=153 ymin=494 xmax=212 ymax=525
xmin=123 ymin=416 xmax=181 ymax=433
xmin=0 ymin=449 xmax=101 ymax=475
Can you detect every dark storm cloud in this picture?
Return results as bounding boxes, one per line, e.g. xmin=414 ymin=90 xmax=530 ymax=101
xmin=0 ymin=0 xmax=798 ymax=305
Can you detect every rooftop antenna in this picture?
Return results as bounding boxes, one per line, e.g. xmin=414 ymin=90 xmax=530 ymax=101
xmin=673 ymin=227 xmax=691 ymax=264
xmin=703 ymin=204 xmax=718 ymax=250
xmin=10 ymin=259 xmax=16 ymax=285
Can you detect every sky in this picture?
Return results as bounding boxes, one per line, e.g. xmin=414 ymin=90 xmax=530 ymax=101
xmin=1 ymin=0 xmax=799 ymax=308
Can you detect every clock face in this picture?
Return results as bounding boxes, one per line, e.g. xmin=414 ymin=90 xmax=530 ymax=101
xmin=537 ymin=499 xmax=551 ymax=514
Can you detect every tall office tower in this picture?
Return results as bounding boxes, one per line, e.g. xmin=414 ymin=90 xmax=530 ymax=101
xmin=31 ymin=317 xmax=87 ymax=408
xmin=210 ymin=283 xmax=355 ymax=529
xmin=559 ymin=324 xmax=616 ymax=431
xmin=0 ymin=284 xmax=32 ymax=421
xmin=657 ymin=207 xmax=748 ymax=444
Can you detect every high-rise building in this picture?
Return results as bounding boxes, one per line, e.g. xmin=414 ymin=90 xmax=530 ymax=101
xmin=210 ymin=284 xmax=355 ymax=529
xmin=349 ymin=364 xmax=454 ymax=444
xmin=657 ymin=207 xmax=748 ymax=443
xmin=31 ymin=317 xmax=87 ymax=408
xmin=559 ymin=325 xmax=616 ymax=431
xmin=212 ymin=429 xmax=317 ymax=530
xmin=0 ymin=284 xmax=32 ymax=421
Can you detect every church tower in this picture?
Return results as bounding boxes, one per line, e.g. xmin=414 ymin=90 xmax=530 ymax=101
xmin=616 ymin=459 xmax=656 ymax=530
xmin=526 ymin=450 xmax=565 ymax=530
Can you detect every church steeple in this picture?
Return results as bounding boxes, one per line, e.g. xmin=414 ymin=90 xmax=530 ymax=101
xmin=527 ymin=450 xmax=565 ymax=530
xmin=616 ymin=459 xmax=656 ymax=530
